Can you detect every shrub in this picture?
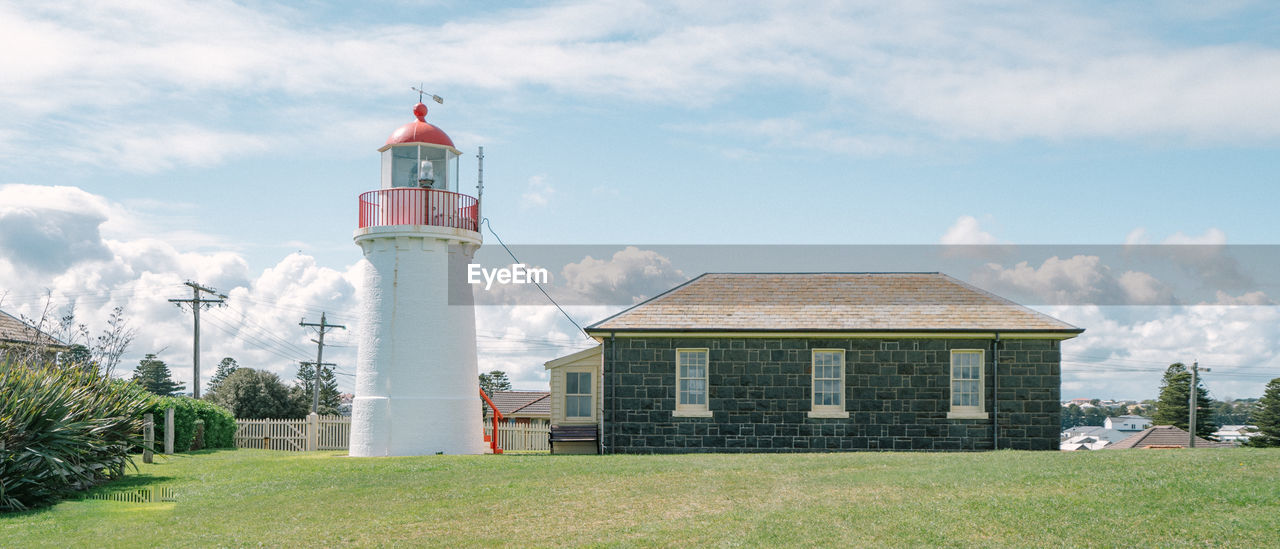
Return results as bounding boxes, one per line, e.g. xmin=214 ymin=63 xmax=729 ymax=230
xmin=142 ymin=397 xmax=237 ymax=452
xmin=206 ymin=368 xmax=307 ymax=420
xmin=192 ymin=400 xmax=236 ymax=449
xmin=0 ymin=362 xmax=150 ymax=511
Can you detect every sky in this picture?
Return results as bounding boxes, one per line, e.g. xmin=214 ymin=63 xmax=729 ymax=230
xmin=1 ymin=0 xmax=1278 ymax=401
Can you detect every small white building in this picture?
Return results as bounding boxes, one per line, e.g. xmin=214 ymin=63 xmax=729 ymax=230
xmin=1104 ymin=415 xmax=1152 ymax=432
xmin=1213 ymin=425 xmax=1258 ymax=444
xmin=544 ymin=346 xmax=603 ymax=454
xmin=1060 ymin=434 xmax=1110 ymax=451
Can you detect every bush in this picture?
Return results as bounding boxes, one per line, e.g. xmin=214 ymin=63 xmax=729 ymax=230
xmin=0 ymin=362 xmax=150 ymax=511
xmin=142 ymin=397 xmax=237 ymax=452
xmin=206 ymin=368 xmax=307 ymax=420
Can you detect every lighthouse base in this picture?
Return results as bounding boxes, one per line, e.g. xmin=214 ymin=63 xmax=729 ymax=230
xmin=349 ymin=395 xmax=487 ymax=456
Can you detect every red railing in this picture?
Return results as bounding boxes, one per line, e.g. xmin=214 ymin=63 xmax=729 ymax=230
xmin=358 ymin=188 xmax=479 ymax=231
xmin=479 ymin=388 xmax=503 ymax=455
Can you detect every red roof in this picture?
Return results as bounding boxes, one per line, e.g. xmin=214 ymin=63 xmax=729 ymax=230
xmin=384 ymin=102 xmax=455 ymax=148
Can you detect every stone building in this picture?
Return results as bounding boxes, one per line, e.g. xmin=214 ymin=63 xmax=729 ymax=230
xmin=548 ymin=272 xmax=1083 ymax=453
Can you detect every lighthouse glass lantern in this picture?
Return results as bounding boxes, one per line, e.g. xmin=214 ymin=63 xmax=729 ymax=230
xmin=378 ymin=102 xmax=460 ymax=191
xmin=381 ymin=144 xmax=459 ymax=191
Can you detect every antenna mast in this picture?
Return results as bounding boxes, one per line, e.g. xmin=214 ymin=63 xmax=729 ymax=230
xmin=477 ymin=146 xmax=484 ymax=221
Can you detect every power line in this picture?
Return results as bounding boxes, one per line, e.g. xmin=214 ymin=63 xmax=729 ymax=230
xmin=481 ymin=218 xmax=590 ymax=341
xmin=199 ymin=313 xmax=311 ymax=364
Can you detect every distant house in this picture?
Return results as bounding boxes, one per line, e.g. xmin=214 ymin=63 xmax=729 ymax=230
xmin=1060 ymin=434 xmax=1110 ymax=451
xmin=1060 ymin=426 xmax=1133 ymax=447
xmin=483 ymin=390 xmax=551 ymax=426
xmin=1104 ymin=415 xmax=1153 ymax=431
xmin=1108 ymin=425 xmax=1234 ymax=449
xmin=1212 ymin=425 xmax=1259 ymax=444
xmin=547 ymin=272 xmax=1083 ymax=453
xmin=0 ymin=308 xmax=67 ymax=364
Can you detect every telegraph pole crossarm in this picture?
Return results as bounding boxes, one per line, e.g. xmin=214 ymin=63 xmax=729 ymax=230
xmin=300 ymin=312 xmax=346 ymax=414
xmin=168 ymin=281 xmax=226 ymax=398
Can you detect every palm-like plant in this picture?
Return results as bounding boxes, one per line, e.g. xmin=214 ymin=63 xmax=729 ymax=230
xmin=1 ymin=361 xmax=151 ymax=511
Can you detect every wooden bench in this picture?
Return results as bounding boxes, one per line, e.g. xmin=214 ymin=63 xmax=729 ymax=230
xmin=549 ymin=425 xmax=598 ymax=454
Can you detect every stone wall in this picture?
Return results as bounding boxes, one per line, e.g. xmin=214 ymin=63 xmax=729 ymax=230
xmin=601 ymin=337 xmax=1061 ymax=453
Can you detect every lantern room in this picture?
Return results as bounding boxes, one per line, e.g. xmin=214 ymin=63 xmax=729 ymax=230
xmin=378 ymin=102 xmax=460 ymax=192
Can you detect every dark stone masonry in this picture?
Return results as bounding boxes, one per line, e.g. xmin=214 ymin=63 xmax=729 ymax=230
xmin=601 ymin=337 xmax=1062 ymax=453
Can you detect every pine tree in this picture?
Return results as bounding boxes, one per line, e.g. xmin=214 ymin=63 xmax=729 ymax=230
xmin=478 ymin=370 xmax=512 ymax=396
xmin=1246 ymin=377 xmax=1280 ymax=447
xmin=295 ymin=362 xmax=341 ymax=415
xmin=206 ymin=357 xmax=239 ymax=396
xmin=1152 ymin=362 xmax=1215 ymax=438
xmin=131 ymin=354 xmax=185 ymax=396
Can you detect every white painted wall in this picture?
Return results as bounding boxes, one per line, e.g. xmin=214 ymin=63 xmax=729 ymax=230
xmin=350 ymin=226 xmax=485 ymax=456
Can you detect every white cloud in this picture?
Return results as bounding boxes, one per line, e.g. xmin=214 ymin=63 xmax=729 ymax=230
xmin=521 ymin=175 xmax=554 ymax=208
xmin=4 ymin=1 xmax=1280 ymax=174
xmin=1052 ymin=304 xmax=1280 ymax=400
xmin=1124 ymin=227 xmax=1149 ymax=245
xmin=940 ymin=215 xmax=999 ymax=245
xmin=1162 ymin=228 xmax=1227 ymax=245
xmin=975 ymin=255 xmax=1175 ymax=306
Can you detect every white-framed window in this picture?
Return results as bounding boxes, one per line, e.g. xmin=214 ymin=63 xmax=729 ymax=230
xmin=948 ymin=349 xmax=987 ymax=419
xmin=565 ymin=371 xmax=592 ymax=419
xmin=809 ymin=349 xmax=849 ymax=418
xmin=675 ymin=348 xmax=711 ymax=417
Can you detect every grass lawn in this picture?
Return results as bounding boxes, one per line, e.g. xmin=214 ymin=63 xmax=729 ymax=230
xmin=2 ymin=448 xmax=1278 ymax=547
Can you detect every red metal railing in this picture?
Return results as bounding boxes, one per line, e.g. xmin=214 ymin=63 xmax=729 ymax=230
xmin=479 ymin=388 xmax=503 ymax=454
xmin=358 ymin=188 xmax=479 ymax=231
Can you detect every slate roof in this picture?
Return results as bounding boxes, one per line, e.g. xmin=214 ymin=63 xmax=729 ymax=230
xmin=586 ymin=273 xmax=1082 ymax=333
xmin=483 ymin=391 xmax=550 ymax=418
xmin=1108 ymin=425 xmax=1234 ymax=449
xmin=0 ymin=309 xmax=65 ymax=347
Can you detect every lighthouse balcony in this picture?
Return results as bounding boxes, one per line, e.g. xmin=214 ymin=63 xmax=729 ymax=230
xmin=357 ymin=188 xmax=479 ymax=232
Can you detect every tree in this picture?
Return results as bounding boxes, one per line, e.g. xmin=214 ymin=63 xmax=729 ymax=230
xmin=58 ymin=344 xmax=94 ymax=372
xmin=294 ymin=362 xmax=341 ymax=415
xmin=1152 ymin=362 xmax=1215 ymax=438
xmin=478 ymin=370 xmax=512 ymax=397
xmin=131 ymin=354 xmax=185 ymax=396
xmin=206 ymin=357 xmax=239 ymax=396
xmin=1246 ymin=378 xmax=1280 ymax=447
xmin=1082 ymin=406 xmax=1107 ymax=427
xmin=1061 ymin=404 xmax=1083 ymax=430
xmin=206 ymin=368 xmax=306 ymax=419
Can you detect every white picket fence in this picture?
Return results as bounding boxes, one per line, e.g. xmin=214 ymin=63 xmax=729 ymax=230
xmin=485 ymin=422 xmax=551 ymax=452
xmin=234 ymin=415 xmax=548 ymax=452
xmin=235 ymin=414 xmax=350 ymax=451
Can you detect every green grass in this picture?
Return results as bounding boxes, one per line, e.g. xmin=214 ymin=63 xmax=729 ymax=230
xmin=3 ymin=448 xmax=1278 ymax=547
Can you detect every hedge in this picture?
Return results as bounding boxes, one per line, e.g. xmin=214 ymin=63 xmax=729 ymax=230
xmin=142 ymin=396 xmax=236 ymax=452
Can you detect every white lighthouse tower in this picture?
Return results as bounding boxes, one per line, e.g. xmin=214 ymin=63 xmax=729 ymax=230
xmin=349 ymin=100 xmax=486 ymax=456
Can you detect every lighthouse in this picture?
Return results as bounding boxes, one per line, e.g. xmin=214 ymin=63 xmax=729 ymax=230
xmin=349 ymin=100 xmax=486 ymax=456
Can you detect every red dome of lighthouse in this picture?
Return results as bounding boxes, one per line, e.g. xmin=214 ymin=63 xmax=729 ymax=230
xmin=384 ymin=102 xmax=455 ymax=148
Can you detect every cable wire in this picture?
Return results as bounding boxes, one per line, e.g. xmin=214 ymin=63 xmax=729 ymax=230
xmin=481 ymin=218 xmax=591 ymax=340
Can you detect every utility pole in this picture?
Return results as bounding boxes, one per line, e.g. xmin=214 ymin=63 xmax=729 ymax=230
xmin=301 ymin=360 xmax=337 ymax=412
xmin=300 ymin=313 xmax=345 ymax=414
xmin=168 ymin=281 xmax=226 ymax=398
xmin=1188 ymin=361 xmax=1210 ymax=448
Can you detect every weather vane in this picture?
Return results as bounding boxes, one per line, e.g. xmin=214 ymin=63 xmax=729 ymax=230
xmin=412 ymin=83 xmax=444 ymax=105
